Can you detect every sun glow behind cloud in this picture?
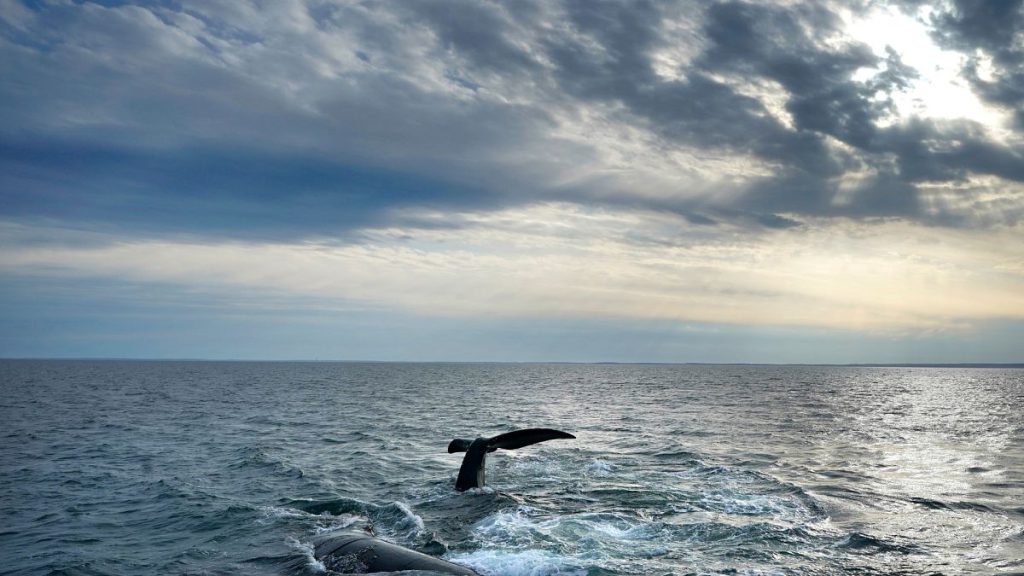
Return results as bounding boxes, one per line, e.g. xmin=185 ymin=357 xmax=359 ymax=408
xmin=844 ymin=5 xmax=1009 ymax=130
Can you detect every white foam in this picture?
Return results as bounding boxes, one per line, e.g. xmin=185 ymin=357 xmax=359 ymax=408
xmin=467 ymin=506 xmax=681 ymax=574
xmin=258 ymin=505 xmax=314 ymax=523
xmin=312 ymin=513 xmax=363 ymax=534
xmin=504 ymin=455 xmax=562 ymax=477
xmin=391 ymin=500 xmax=425 ymax=534
xmin=585 ymin=459 xmax=615 ymax=476
xmin=286 ymin=537 xmax=325 ymax=573
xmin=473 ymin=507 xmax=668 ymax=559
xmin=462 ymin=486 xmax=497 ymax=496
xmin=448 ymin=549 xmax=585 ymax=576
xmin=473 ymin=507 xmax=537 ymax=542
xmin=584 ymin=516 xmax=657 ymax=541
xmin=697 ymin=491 xmax=811 ymax=522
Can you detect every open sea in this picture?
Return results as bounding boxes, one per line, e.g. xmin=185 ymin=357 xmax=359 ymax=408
xmin=1 ymin=360 xmax=1022 ymax=575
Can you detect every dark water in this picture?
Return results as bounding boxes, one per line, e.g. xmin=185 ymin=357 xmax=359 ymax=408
xmin=2 ymin=361 xmax=1022 ymax=575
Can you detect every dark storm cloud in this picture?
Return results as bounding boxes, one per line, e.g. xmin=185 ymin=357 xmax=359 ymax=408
xmin=700 ymin=1 xmax=880 ymax=151
xmin=430 ymin=0 xmax=1021 ymax=222
xmin=0 ymin=0 xmax=561 ymax=238
xmin=1 ymin=0 xmax=1023 ymax=240
xmin=531 ymin=0 xmax=918 ymax=218
xmin=510 ymin=1 xmax=854 ymax=219
xmin=0 ymin=137 xmax=490 ymax=240
xmin=699 ymin=2 xmax=1017 ymax=216
xmin=402 ymin=0 xmax=542 ymax=75
xmin=691 ymin=1 xmax=1023 ymax=219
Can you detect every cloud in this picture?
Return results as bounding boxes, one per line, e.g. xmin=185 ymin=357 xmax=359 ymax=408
xmin=2 ymin=0 xmax=1023 ymax=242
xmin=4 ymin=208 xmax=1023 ymax=333
xmin=928 ymin=0 xmax=1024 ymax=126
xmin=2 ymin=1 xmax=1024 ymax=363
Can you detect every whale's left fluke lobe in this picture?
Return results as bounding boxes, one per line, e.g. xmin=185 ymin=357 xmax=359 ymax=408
xmin=449 ymin=428 xmax=575 ymax=491
xmin=448 ymin=438 xmax=473 ymax=453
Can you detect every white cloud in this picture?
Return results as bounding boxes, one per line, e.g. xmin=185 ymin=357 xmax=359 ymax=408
xmin=3 ymin=209 xmax=1022 ymax=332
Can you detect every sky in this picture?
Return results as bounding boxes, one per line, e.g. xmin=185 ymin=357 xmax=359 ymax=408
xmin=1 ymin=0 xmax=1023 ymax=363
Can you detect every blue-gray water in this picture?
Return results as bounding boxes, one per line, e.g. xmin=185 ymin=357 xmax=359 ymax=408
xmin=2 ymin=361 xmax=1022 ymax=575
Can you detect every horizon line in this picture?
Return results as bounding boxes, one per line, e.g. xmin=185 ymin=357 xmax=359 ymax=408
xmin=2 ymin=357 xmax=1022 ymax=368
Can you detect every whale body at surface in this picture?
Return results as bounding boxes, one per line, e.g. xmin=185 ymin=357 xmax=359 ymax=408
xmin=313 ymin=531 xmax=479 ymax=575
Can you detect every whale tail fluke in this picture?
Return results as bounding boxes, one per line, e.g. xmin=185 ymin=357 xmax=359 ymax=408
xmin=449 ymin=428 xmax=575 ymax=491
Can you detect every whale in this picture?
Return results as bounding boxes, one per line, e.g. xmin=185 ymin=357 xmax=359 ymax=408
xmin=313 ymin=530 xmax=480 ymax=575
xmin=310 ymin=428 xmax=575 ymax=573
xmin=448 ymin=428 xmax=576 ymax=491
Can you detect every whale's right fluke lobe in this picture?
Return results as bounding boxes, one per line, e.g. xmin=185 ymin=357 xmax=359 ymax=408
xmin=487 ymin=428 xmax=576 ymax=450
xmin=449 ymin=428 xmax=575 ymax=491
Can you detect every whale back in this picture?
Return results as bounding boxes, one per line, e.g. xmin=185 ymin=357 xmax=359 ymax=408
xmin=314 ymin=532 xmax=479 ymax=575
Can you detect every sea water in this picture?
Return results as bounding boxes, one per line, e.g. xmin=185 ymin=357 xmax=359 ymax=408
xmin=1 ymin=360 xmax=1022 ymax=575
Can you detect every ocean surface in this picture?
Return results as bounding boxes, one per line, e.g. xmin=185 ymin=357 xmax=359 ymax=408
xmin=1 ymin=361 xmax=1022 ymax=575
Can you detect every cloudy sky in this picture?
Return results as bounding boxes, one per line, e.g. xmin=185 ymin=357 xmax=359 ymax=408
xmin=2 ymin=0 xmax=1023 ymax=362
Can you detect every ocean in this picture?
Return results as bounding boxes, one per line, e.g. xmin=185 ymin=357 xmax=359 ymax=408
xmin=1 ymin=360 xmax=1022 ymax=575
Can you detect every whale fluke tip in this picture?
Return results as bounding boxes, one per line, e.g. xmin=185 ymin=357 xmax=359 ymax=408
xmin=448 ymin=438 xmax=472 ymax=453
